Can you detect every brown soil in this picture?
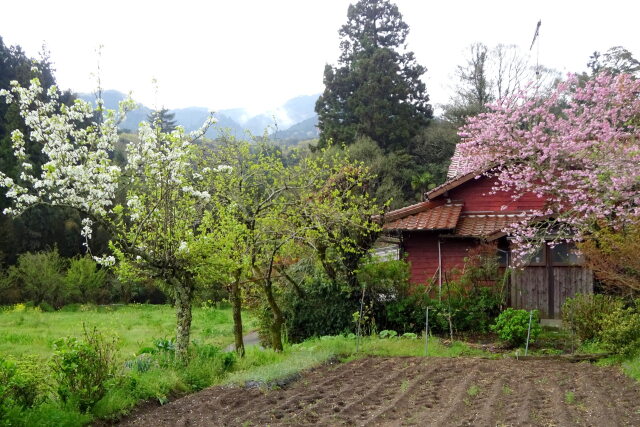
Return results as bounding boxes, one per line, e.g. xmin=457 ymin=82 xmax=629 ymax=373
xmin=118 ymin=357 xmax=640 ymax=426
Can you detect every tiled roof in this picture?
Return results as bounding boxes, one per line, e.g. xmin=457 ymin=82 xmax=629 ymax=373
xmin=383 ymin=200 xmax=441 ymax=222
xmin=425 ymin=170 xmax=482 ymax=200
xmin=455 ymin=213 xmax=526 ymax=238
xmin=447 ymin=145 xmax=474 ymax=179
xmin=384 ymin=203 xmax=463 ymax=231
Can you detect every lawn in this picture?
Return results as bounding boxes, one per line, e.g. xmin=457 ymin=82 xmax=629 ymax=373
xmin=0 ymin=303 xmax=256 ymax=360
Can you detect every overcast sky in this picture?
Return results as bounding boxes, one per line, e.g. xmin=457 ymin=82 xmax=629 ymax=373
xmin=1 ymin=0 xmax=639 ymax=114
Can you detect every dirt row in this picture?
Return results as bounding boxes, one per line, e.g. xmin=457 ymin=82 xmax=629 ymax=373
xmin=120 ymin=356 xmax=640 ymax=426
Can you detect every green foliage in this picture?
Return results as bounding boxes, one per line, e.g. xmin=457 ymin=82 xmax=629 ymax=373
xmin=6 ymin=249 xmax=72 ymax=308
xmin=1 ymin=401 xmax=91 ymax=427
xmin=272 ymin=272 xmax=358 ymax=343
xmin=65 ymin=256 xmax=108 ymax=304
xmin=0 ymin=356 xmax=52 ymax=417
xmin=598 ymin=303 xmax=640 ymax=356
xmin=384 ymin=245 xmax=505 ymax=335
xmin=562 ymin=294 xmax=624 ymax=342
xmin=491 ymin=309 xmax=541 ymax=347
xmin=379 ymin=330 xmax=398 ymax=338
xmin=577 ymin=222 xmax=640 ymax=294
xmin=50 ymin=326 xmax=120 ymax=411
xmin=385 ymin=284 xmax=503 ymax=335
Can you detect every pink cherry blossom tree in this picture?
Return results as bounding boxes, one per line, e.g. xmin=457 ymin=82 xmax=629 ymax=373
xmin=457 ymin=73 xmax=640 ymax=260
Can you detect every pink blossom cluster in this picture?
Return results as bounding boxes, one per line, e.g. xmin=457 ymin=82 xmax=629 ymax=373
xmin=458 ymin=73 xmax=640 ymax=259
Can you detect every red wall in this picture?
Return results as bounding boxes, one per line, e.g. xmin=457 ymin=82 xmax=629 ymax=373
xmin=447 ymin=176 xmax=546 ymax=213
xmin=403 ymin=232 xmax=478 ymax=284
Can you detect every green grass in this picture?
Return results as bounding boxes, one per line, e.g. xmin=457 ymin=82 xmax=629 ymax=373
xmin=620 ymin=353 xmax=640 ymax=381
xmin=0 ymin=303 xmax=256 ymax=360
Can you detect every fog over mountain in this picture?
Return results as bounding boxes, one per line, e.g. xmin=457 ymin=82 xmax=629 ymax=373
xmin=77 ymin=91 xmax=320 ymax=143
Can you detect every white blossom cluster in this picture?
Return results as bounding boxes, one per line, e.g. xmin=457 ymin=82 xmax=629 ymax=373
xmin=0 ymin=78 xmax=129 ymax=218
xmin=0 ymin=78 xmax=218 ymax=268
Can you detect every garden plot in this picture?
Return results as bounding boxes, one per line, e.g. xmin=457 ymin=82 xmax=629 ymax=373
xmin=120 ymin=356 xmax=640 ymax=426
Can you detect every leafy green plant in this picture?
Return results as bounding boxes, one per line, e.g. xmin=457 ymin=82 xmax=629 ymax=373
xmin=50 ymin=326 xmax=120 ymax=411
xmin=491 ymin=309 xmax=541 ymax=347
xmin=154 ymin=337 xmax=176 ymax=353
xmin=467 ymin=384 xmax=480 ymax=397
xmin=273 ymin=271 xmax=358 ymax=343
xmin=379 ymin=330 xmax=398 ymax=339
xmin=562 ymin=294 xmax=624 ymax=342
xmin=0 ymin=355 xmax=52 ymax=419
xmin=124 ymin=354 xmax=156 ymax=373
xmin=599 ymin=304 xmax=640 ymax=356
xmin=564 ymin=391 xmax=576 ymax=404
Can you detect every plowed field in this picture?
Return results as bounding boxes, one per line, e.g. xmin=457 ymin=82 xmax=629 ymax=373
xmin=120 ymin=357 xmax=640 ymax=426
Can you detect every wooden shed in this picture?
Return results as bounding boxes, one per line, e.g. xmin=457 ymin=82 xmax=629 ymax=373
xmin=382 ymin=153 xmax=593 ymax=319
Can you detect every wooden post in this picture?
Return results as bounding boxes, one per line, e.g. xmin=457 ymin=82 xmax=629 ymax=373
xmin=425 ymin=307 xmax=430 ymax=357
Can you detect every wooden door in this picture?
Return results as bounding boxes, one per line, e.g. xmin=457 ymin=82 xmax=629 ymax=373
xmin=509 ymin=243 xmax=593 ymax=319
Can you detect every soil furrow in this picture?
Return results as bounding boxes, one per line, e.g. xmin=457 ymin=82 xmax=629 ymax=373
xmin=227 ymin=357 xmax=374 ymax=424
xmin=463 ymin=364 xmax=510 ymax=426
xmin=281 ymin=358 xmax=400 ymax=425
xmin=119 ymin=356 xmax=640 ymax=427
xmin=362 ymin=360 xmax=439 ymax=425
xmin=427 ymin=360 xmax=482 ymax=427
xmin=331 ymin=357 xmax=420 ymax=424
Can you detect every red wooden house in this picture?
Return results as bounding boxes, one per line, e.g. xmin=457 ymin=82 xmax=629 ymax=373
xmin=382 ymin=150 xmax=593 ymax=319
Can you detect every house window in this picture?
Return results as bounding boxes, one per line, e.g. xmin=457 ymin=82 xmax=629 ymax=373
xmin=497 ymin=249 xmax=509 ymax=267
xmin=550 ymin=242 xmax=584 ymax=266
xmin=524 ymin=244 xmax=546 ymax=266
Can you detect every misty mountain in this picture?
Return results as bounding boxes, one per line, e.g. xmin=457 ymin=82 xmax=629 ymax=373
xmin=272 ymin=116 xmax=320 ymax=145
xmin=77 ymin=91 xmax=319 ymax=143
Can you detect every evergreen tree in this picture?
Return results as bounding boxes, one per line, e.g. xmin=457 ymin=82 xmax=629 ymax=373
xmin=147 ymin=107 xmax=177 ymax=133
xmin=315 ymin=0 xmax=432 ymax=152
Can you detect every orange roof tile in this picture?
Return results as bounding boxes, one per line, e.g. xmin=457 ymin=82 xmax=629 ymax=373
xmin=383 ymin=200 xmax=442 ymax=222
xmin=384 ymin=204 xmax=463 ymax=231
xmin=454 ymin=213 xmax=526 ymax=238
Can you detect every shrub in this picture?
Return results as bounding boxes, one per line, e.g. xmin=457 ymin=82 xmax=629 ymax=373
xmin=578 ymin=222 xmax=640 ymax=294
xmin=599 ymin=304 xmax=640 ymax=356
xmin=276 ymin=272 xmax=358 ymax=343
xmin=7 ymin=249 xmax=72 ymax=308
xmin=65 ymin=256 xmax=108 ymax=304
xmin=385 ymin=282 xmax=503 ymax=335
xmin=50 ymin=326 xmax=120 ymax=411
xmin=0 ymin=356 xmax=53 ymax=420
xmin=491 ymin=308 xmax=541 ymax=347
xmin=562 ymin=294 xmax=624 ymax=342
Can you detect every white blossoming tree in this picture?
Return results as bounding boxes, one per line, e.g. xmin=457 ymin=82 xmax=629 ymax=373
xmin=0 ymin=76 xmax=224 ymax=361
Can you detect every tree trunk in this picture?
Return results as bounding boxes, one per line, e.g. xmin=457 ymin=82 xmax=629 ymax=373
xmin=174 ymin=278 xmax=194 ymax=363
xmin=263 ymin=280 xmax=284 ymax=352
xmin=230 ymin=272 xmax=245 ymax=357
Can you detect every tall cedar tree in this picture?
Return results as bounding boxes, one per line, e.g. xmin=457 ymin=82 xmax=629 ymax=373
xmin=315 ymin=0 xmax=432 ymax=152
